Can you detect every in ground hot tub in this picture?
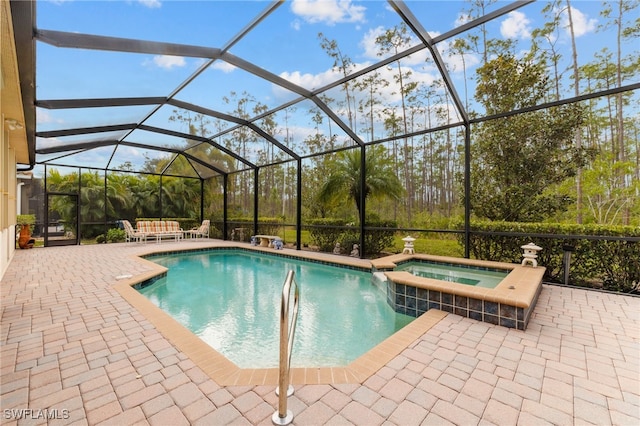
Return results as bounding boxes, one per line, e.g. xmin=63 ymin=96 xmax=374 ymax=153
xmin=371 ymin=254 xmax=545 ymax=330
xmin=394 ymin=260 xmax=508 ymax=288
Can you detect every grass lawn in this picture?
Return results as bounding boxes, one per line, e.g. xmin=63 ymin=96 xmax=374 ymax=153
xmin=283 ymin=228 xmax=463 ymax=258
xmin=66 ymin=228 xmax=463 ymax=258
xmin=388 ymin=236 xmax=463 ymax=257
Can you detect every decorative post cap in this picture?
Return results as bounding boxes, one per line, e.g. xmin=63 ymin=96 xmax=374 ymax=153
xmin=521 ymin=242 xmax=542 ymax=268
xmin=521 ymin=242 xmax=542 ymax=252
xmin=402 ymin=236 xmax=416 ymax=242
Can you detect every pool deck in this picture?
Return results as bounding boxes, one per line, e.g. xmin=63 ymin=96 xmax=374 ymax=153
xmin=1 ymin=240 xmax=639 ymax=425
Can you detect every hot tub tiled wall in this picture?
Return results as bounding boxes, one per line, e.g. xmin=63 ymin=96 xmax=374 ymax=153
xmin=372 ymin=254 xmax=545 ymax=331
xmin=386 ymin=280 xmax=542 ymax=330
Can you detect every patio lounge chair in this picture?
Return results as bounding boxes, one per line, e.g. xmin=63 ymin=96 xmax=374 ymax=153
xmin=190 ymin=220 xmax=210 ymax=239
xmin=122 ymin=219 xmax=146 ymax=243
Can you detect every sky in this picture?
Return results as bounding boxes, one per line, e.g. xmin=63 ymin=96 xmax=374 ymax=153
xmin=32 ymin=0 xmax=636 ymax=172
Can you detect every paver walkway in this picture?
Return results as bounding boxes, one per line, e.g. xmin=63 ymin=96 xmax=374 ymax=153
xmin=1 ymin=241 xmax=639 ymax=425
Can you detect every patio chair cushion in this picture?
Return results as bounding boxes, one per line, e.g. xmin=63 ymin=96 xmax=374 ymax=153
xmin=137 ymin=220 xmax=183 ymax=238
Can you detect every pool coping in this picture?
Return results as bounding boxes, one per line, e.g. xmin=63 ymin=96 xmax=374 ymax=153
xmin=113 ymin=244 xmax=448 ymax=386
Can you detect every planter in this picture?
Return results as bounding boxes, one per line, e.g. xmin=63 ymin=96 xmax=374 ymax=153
xmin=18 ymin=224 xmax=35 ymax=249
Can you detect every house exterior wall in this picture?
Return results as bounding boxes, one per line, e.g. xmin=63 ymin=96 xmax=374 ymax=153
xmin=1 ymin=119 xmax=18 ymax=279
xmin=1 ymin=1 xmax=28 ymax=280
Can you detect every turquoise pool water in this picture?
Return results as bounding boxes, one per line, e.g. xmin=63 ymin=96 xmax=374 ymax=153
xmin=396 ymin=261 xmax=508 ymax=288
xmin=139 ymin=249 xmax=413 ymax=368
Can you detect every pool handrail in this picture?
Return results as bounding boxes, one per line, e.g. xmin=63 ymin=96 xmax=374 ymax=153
xmin=272 ymin=270 xmax=299 ymax=425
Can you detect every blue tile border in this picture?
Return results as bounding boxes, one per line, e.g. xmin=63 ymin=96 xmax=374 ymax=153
xmin=394 ymin=258 xmax=508 ymax=274
xmin=137 ymin=247 xmax=372 ymax=290
xmin=385 ymin=277 xmax=536 ymax=330
xmin=142 ymin=246 xmax=372 ymax=273
xmin=132 ymin=271 xmax=167 ymax=290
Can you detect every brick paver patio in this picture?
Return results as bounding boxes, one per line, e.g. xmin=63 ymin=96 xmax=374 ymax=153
xmin=1 ymin=241 xmax=638 ymax=425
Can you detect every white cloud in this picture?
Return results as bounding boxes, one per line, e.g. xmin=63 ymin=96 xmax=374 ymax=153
xmin=36 ymin=108 xmax=66 ymax=124
xmin=279 ymin=68 xmax=340 ymax=92
xmin=454 ymin=12 xmax=473 ymax=28
xmin=278 ymin=55 xmax=438 ymax=105
xmin=359 ymin=25 xmax=431 ymax=62
xmin=501 ymin=11 xmax=531 ymax=39
xmin=442 ymin=39 xmax=481 ymax=74
xmin=151 ymin=55 xmax=186 ymax=69
xmin=375 ymin=61 xmax=438 ymax=103
xmin=400 ymin=49 xmax=432 ymax=67
xmin=360 ymin=26 xmax=386 ymax=59
xmin=138 ymin=0 xmax=161 ymax=9
xmin=290 ymin=0 xmax=366 ymax=26
xmin=36 ymin=108 xmax=61 ymax=125
xmin=212 ymin=61 xmax=236 ymax=73
xmin=116 ymin=145 xmax=147 ymax=161
xmin=561 ymin=6 xmax=597 ymax=37
xmin=35 ymin=136 xmax=62 ymax=150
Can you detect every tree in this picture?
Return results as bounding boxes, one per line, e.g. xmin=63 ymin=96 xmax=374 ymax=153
xmin=318 ymin=33 xmax=357 ymax=130
xmin=579 ymin=152 xmax=638 ymax=224
xmin=317 ymin=145 xmax=405 ymax=219
xmin=469 ymin=53 xmax=591 ymax=222
xmin=162 ymin=176 xmax=200 ymax=218
xmin=353 ymin=70 xmax=387 ymax=142
xmin=376 ymin=23 xmax=418 ymax=221
xmin=462 ymin=0 xmax=498 ymax=65
xmin=565 ymin=0 xmax=585 ymax=224
xmin=600 ymin=0 xmax=640 ymax=224
xmin=106 ymin=172 xmax=135 ymax=220
xmin=223 ymin=91 xmax=259 ymax=214
xmin=532 ymin=0 xmax=566 ymax=99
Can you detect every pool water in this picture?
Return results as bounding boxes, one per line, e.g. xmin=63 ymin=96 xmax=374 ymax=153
xmin=139 ymin=250 xmax=413 ymax=368
xmin=396 ymin=261 xmax=508 ymax=288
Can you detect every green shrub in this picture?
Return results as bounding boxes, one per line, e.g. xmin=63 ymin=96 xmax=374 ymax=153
xmin=227 ymin=217 xmax=282 ymax=241
xmin=458 ymin=221 xmax=639 ymax=292
xmin=257 ymin=220 xmax=281 ymax=237
xmin=106 ymin=228 xmax=126 ymax=243
xmin=95 ymin=234 xmax=106 ymax=244
xmin=17 ymin=214 xmax=36 ymax=226
xmin=180 ymin=218 xmax=200 ymax=231
xmin=362 ymin=220 xmax=398 ymax=256
xmin=82 ymin=225 xmax=106 ymax=239
xmin=307 ymin=218 xmax=347 ymax=252
xmin=307 ymin=218 xmax=397 ymax=256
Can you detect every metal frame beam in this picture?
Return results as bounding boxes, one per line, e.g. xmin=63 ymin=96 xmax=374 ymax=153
xmin=36 ymin=124 xmax=135 ymax=138
xmin=36 ymin=97 xmax=167 ymax=109
xmin=11 ymin=0 xmax=37 ymax=167
xmin=38 ymin=140 xmax=227 ymax=177
xmin=138 ymin=124 xmax=256 ymax=168
xmin=36 ymin=29 xmax=222 ymax=58
xmin=388 ymin=1 xmax=468 ymax=123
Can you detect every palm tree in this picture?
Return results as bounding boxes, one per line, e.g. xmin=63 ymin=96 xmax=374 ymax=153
xmin=106 ymin=173 xmax=135 ymax=220
xmin=317 ymin=145 xmax=405 ymax=219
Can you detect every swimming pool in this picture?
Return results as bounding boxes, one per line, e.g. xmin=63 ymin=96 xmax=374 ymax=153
xmin=138 ymin=249 xmax=413 ymax=368
xmin=395 ymin=260 xmax=507 ymax=288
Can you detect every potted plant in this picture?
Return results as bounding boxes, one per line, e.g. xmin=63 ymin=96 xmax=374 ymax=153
xmin=17 ymin=214 xmax=36 ymax=249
